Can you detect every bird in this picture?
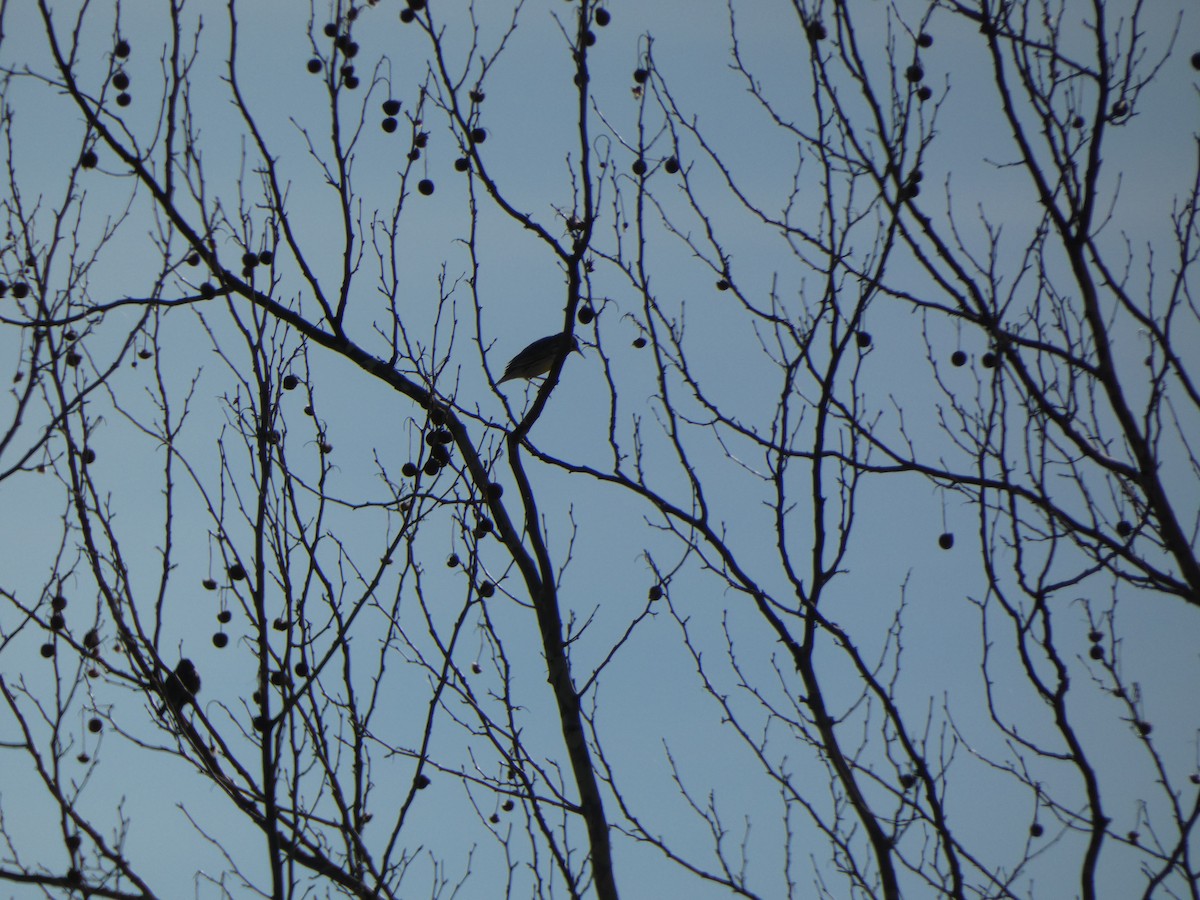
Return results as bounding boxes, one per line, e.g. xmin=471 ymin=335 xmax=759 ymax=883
xmin=158 ymin=658 xmax=201 ymax=715
xmin=498 ymin=333 xmax=581 ymax=383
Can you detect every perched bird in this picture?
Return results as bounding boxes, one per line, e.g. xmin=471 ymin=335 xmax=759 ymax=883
xmin=159 ymin=658 xmax=201 ymax=715
xmin=498 ymin=333 xmax=581 ymax=383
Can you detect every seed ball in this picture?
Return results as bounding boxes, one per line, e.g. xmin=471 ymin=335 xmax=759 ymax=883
xmin=11 ymin=282 xmax=29 ymax=298
xmin=469 ymin=89 xmax=485 ymax=103
xmin=81 ymin=448 xmax=96 ymax=464
xmin=856 ymin=331 xmax=871 ymax=348
xmin=403 ymin=462 xmax=418 ymax=477
xmin=382 ymin=117 xmax=398 ymax=133
xmin=471 ymin=662 xmax=482 ymax=674
xmin=52 ymin=595 xmax=68 ymax=611
xmin=478 ymin=581 xmax=495 ymax=598
xmin=470 ymin=127 xmax=487 ymax=144
xmin=595 ymin=8 xmax=610 ymax=26
xmin=295 ymin=661 xmax=310 ymax=676
xmin=200 ymin=282 xmax=216 ymax=298
xmin=400 ymin=8 xmax=415 ymax=23
xmin=716 ymin=279 xmax=730 ymax=291
xmin=116 ymin=92 xmax=131 ymax=107
xmin=423 ymin=459 xmax=439 ymax=476
xmin=583 ymin=30 xmax=596 ymax=47
xmin=50 ymin=612 xmax=66 ymax=630
xmin=633 ymin=337 xmax=647 ymax=348
xmin=282 ymin=374 xmax=300 ymax=391
xmin=454 ymin=157 xmax=470 ymax=172
xmin=648 ymin=585 xmax=663 ymax=601
xmin=112 ymin=71 xmax=130 ymax=90
xmin=217 ymin=610 xmax=232 ymax=624
xmin=407 ymin=0 xmax=427 ymax=8
xmin=115 ymin=39 xmax=131 ymax=58
xmin=664 ymin=157 xmax=680 ymax=174
xmin=447 ymin=553 xmax=460 ymax=568
xmin=83 ymin=630 xmax=100 ymax=650
xmin=1030 ymin=823 xmax=1043 ymax=837
xmin=415 ymin=774 xmax=430 ymax=789
xmin=323 ymin=23 xmax=337 ymax=37
xmin=81 ymin=150 xmax=98 ymax=169
xmin=1192 ymin=52 xmax=1200 ymax=71
xmin=502 ymin=799 xmax=514 ymax=811
xmin=1089 ymin=644 xmax=1104 ymax=659
xmin=383 ymin=99 xmax=401 ymax=115
xmin=938 ymin=532 xmax=954 ymax=549
xmin=633 ymin=68 xmax=648 ymax=84
xmin=1135 ymin=720 xmax=1152 ymax=736
xmin=418 ymin=179 xmax=435 ymax=195
xmin=917 ymin=86 xmax=932 ymax=101
xmin=489 ymin=813 xmax=500 ymax=823
xmin=487 ymin=482 xmax=503 ymax=500
xmin=578 ymin=305 xmax=595 ymax=325
xmin=41 ymin=643 xmax=55 ymax=658
xmin=344 ymin=75 xmax=359 ymax=89
xmin=307 ymin=58 xmax=322 ymax=73
xmin=1116 ymin=520 xmax=1133 ymax=537
xmin=807 ymin=20 xmax=827 ymax=41
xmin=906 ymin=64 xmax=924 ymax=83
xmin=632 ymin=158 xmax=646 ymax=176
xmin=88 ymin=717 xmax=102 ymax=734
xmin=981 ymin=352 xmax=997 ymax=368
xmin=228 ymin=563 xmax=246 ymax=581
xmin=951 ymin=350 xmax=967 ymax=367
xmin=1087 ymin=630 xmax=1102 ymax=643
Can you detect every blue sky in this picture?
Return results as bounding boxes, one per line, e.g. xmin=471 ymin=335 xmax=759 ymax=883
xmin=1 ymin=1 xmax=1198 ymax=897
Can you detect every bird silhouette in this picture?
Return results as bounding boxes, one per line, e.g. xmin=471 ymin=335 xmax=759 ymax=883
xmin=499 ymin=333 xmax=581 ymax=383
xmin=159 ymin=658 xmax=201 ymax=715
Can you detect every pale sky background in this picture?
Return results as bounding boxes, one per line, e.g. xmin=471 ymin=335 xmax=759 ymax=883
xmin=1 ymin=1 xmax=1197 ymax=898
